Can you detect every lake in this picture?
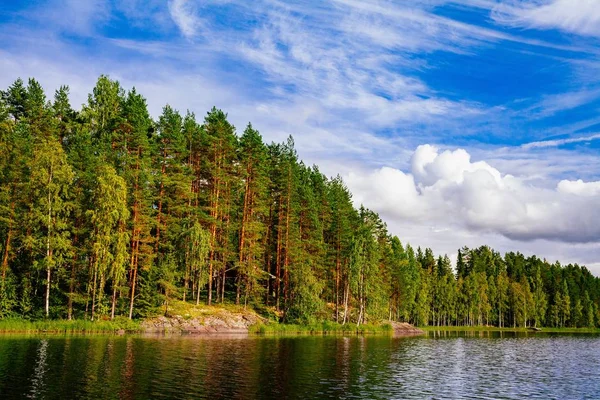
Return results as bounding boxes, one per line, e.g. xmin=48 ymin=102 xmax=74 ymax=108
xmin=0 ymin=332 xmax=599 ymax=399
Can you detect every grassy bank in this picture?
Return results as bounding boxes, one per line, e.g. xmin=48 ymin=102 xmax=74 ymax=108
xmin=0 ymin=317 xmax=141 ymax=334
xmin=420 ymin=326 xmax=600 ymax=333
xmin=249 ymin=321 xmax=393 ymax=335
xmin=163 ymin=300 xmax=263 ymax=320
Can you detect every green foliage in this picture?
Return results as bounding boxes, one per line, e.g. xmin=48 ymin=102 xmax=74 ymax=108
xmin=249 ymin=321 xmax=392 ymax=335
xmin=0 ymin=317 xmax=140 ymax=333
xmin=88 ymin=164 xmax=129 ymax=319
xmin=184 ymin=221 xmax=211 ymax=304
xmin=0 ymin=76 xmax=598 ymax=331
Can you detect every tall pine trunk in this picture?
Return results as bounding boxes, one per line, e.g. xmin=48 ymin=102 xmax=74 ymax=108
xmin=283 ymin=166 xmax=291 ymax=310
xmin=1 ymin=226 xmax=12 ymax=285
xmin=208 ymin=144 xmax=221 ymax=306
xmin=1 ymin=200 xmax=14 ymax=287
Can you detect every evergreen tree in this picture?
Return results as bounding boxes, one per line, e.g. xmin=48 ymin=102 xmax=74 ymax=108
xmin=201 ymin=108 xmax=238 ymax=305
xmin=326 ymin=176 xmax=356 ymax=322
xmin=120 ymin=88 xmax=155 ymax=319
xmin=532 ymin=265 xmax=548 ymax=327
xmin=237 ymin=124 xmax=269 ymax=306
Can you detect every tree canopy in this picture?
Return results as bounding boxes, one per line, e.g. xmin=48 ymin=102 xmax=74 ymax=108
xmin=0 ymin=76 xmax=598 ymax=328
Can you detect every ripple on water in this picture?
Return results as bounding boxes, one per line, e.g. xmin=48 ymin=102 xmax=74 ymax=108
xmin=0 ymin=333 xmax=599 ymax=399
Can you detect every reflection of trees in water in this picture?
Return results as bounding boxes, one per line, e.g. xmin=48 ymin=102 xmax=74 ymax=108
xmin=3 ymin=335 xmax=598 ymax=399
xmin=119 ymin=337 xmax=136 ymax=400
xmin=28 ymin=339 xmax=48 ymax=399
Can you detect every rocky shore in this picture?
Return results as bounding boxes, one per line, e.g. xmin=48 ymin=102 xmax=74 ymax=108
xmin=138 ymin=301 xmax=424 ymax=335
xmin=141 ymin=308 xmax=265 ymax=334
xmin=389 ymin=322 xmax=425 ymax=336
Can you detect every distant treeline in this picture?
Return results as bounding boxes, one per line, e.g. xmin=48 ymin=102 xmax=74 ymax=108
xmin=0 ymin=76 xmax=598 ymax=327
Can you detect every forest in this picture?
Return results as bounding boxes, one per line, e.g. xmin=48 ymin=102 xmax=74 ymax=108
xmin=0 ymin=76 xmax=599 ymax=328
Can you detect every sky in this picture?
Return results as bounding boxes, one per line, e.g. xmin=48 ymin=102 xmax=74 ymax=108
xmin=1 ymin=0 xmax=600 ymax=274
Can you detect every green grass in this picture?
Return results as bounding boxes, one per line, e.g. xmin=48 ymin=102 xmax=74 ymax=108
xmin=162 ymin=299 xmax=261 ymax=319
xmin=249 ymin=321 xmax=393 ymax=335
xmin=420 ymin=325 xmax=600 ymax=333
xmin=0 ymin=317 xmax=141 ymax=334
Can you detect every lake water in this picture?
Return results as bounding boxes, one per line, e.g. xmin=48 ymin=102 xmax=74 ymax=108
xmin=1 ymin=331 xmax=599 ymax=399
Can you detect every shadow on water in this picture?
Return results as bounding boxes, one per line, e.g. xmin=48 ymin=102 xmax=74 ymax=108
xmin=0 ymin=332 xmax=599 ymax=399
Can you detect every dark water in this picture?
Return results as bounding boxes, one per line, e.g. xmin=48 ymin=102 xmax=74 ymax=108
xmin=1 ymin=332 xmax=599 ymax=399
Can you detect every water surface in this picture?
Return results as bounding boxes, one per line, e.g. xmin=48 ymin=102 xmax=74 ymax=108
xmin=1 ymin=332 xmax=599 ymax=399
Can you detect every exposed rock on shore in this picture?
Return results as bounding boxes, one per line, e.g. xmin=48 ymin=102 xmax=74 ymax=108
xmin=141 ymin=308 xmax=265 ymax=334
xmin=389 ymin=322 xmax=425 ymax=336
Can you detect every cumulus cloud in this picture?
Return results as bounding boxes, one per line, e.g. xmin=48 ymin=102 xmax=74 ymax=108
xmin=346 ymin=145 xmax=600 ymax=243
xmin=557 ymin=179 xmax=600 ymax=197
xmin=492 ymin=0 xmax=600 ymax=37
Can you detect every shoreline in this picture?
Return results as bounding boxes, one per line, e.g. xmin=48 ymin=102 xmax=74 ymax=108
xmin=420 ymin=326 xmax=600 ymax=334
xmin=0 ymin=318 xmax=422 ymax=336
xmin=1 ymin=325 xmax=598 ymax=336
xmin=1 ymin=314 xmax=597 ymax=336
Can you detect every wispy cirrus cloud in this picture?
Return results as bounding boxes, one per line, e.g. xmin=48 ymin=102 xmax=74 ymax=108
xmin=492 ymin=0 xmax=600 ymax=38
xmin=526 ymin=88 xmax=600 ymax=118
xmin=168 ymin=0 xmax=201 ymax=38
xmin=521 ymin=133 xmax=600 ymax=150
xmin=14 ymin=0 xmax=111 ymax=36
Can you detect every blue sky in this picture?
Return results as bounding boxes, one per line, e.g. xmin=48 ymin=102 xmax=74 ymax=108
xmin=1 ymin=0 xmax=600 ymax=273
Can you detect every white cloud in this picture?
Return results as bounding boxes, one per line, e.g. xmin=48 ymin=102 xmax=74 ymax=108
xmin=528 ymin=88 xmax=600 ymax=118
xmin=346 ymin=145 xmax=600 ymax=244
xmin=492 ymin=0 xmax=600 ymax=37
xmin=230 ymin=0 xmax=490 ymax=136
xmin=521 ymin=133 xmax=600 ymax=150
xmin=412 ymin=145 xmax=504 ymax=187
xmin=22 ymin=0 xmax=110 ymax=36
xmin=168 ymin=0 xmax=200 ymax=38
xmin=557 ymin=179 xmax=600 ymax=197
xmin=348 ymin=167 xmax=425 ymax=220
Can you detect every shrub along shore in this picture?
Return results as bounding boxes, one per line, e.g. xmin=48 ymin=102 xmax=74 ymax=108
xmin=0 ymin=317 xmax=141 ymax=334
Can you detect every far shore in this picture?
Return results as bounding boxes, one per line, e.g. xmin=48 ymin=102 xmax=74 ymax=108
xmin=1 ymin=317 xmax=598 ymax=336
xmin=1 ymin=301 xmax=597 ymax=336
xmin=420 ymin=326 xmax=600 ymax=334
xmin=0 ymin=318 xmax=413 ymax=336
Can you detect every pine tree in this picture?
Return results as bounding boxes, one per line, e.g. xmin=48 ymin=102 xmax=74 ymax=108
xmin=83 ymin=75 xmax=125 ymax=159
xmin=532 ymin=265 xmax=547 ymax=327
xmin=120 ymin=88 xmax=155 ymax=319
xmin=154 ymin=105 xmax=194 ymax=309
xmin=325 ymin=176 xmax=356 ymax=322
xmin=285 ymin=164 xmax=325 ymax=323
xmin=57 ymin=88 xmax=92 ymax=320
xmin=0 ymin=97 xmax=24 ymax=315
xmin=1 ymin=78 xmax=27 ymax=121
xmin=237 ymin=124 xmax=269 ymax=307
xmin=201 ymin=108 xmax=237 ymax=305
